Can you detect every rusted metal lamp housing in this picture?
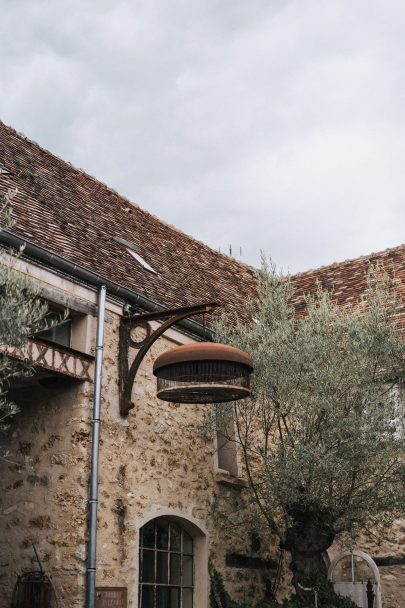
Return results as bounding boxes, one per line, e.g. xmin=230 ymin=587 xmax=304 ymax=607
xmin=153 ymin=342 xmax=253 ymax=403
xmin=119 ymin=301 xmax=254 ymax=412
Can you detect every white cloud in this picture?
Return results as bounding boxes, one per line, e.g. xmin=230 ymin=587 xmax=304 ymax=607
xmin=1 ymin=0 xmax=405 ymax=272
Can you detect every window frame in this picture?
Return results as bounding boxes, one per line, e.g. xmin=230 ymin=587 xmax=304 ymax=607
xmin=139 ymin=517 xmax=194 ymax=608
xmin=215 ymin=407 xmax=241 ymax=479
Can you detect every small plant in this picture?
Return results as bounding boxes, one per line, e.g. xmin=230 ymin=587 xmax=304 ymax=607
xmin=0 ymin=190 xmax=61 ymax=433
xmin=209 ymin=562 xmax=235 ymax=608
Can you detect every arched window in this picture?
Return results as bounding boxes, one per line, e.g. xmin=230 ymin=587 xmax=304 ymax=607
xmin=139 ymin=517 xmax=194 ymax=608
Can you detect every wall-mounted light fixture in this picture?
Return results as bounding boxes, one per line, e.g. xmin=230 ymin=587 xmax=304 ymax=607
xmin=119 ymin=302 xmax=253 ymax=414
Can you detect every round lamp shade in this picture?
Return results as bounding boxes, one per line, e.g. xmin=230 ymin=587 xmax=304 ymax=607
xmin=153 ymin=342 xmax=253 ymax=404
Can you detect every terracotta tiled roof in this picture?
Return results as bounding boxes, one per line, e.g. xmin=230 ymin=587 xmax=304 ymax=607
xmin=290 ymin=245 xmax=405 ymax=325
xmin=0 ymin=122 xmax=257 ymax=323
xmin=1 ymin=121 xmax=405 ymax=327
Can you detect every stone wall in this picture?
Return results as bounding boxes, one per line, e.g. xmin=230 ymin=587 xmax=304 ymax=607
xmin=0 ymin=278 xmax=279 ymax=608
xmin=0 ymin=381 xmax=91 ymax=606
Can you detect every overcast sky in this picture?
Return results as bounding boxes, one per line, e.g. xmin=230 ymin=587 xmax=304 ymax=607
xmin=1 ymin=0 xmax=405 ymax=273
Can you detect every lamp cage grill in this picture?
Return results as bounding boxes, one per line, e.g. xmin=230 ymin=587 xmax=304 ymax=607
xmin=153 ymin=343 xmax=253 ymax=404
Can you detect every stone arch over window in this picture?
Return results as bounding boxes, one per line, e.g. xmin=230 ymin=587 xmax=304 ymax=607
xmin=136 ymin=511 xmax=209 ymax=608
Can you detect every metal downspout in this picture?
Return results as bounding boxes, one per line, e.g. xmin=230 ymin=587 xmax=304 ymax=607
xmin=86 ymin=285 xmax=107 ymax=608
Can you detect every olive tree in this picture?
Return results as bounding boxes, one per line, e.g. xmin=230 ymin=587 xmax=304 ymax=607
xmin=0 ymin=190 xmax=51 ymax=431
xmin=214 ymin=259 xmax=405 ymax=599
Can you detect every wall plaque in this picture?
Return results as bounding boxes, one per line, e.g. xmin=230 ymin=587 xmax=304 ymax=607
xmin=95 ymin=587 xmax=127 ymax=608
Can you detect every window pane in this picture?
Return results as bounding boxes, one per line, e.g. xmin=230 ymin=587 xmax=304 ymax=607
xmin=216 ymin=410 xmax=239 ymax=477
xmin=157 ymin=551 xmax=169 ymax=584
xmin=157 ymin=519 xmax=169 ymax=550
xmin=156 ymin=587 xmax=169 ymax=608
xmin=156 ymin=587 xmax=180 ymax=608
xmin=142 ymin=521 xmax=155 ymax=548
xmin=183 ymin=533 xmax=192 ymax=555
xmin=36 ymin=317 xmax=71 ymax=348
xmin=140 ymin=586 xmax=154 ymax=608
xmin=54 ymin=321 xmax=71 ymax=347
xmin=182 ymin=588 xmax=193 ymax=608
xmin=139 ymin=518 xmax=193 ymax=608
xmin=183 ymin=555 xmax=193 ymax=587
xmin=170 ymin=553 xmax=181 ymax=585
xmin=142 ymin=549 xmax=155 ymax=583
xmin=170 ymin=588 xmax=180 ymax=608
xmin=170 ymin=524 xmax=181 ymax=551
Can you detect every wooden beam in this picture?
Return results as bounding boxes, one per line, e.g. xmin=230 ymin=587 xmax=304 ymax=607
xmin=36 ymin=284 xmax=112 ymax=322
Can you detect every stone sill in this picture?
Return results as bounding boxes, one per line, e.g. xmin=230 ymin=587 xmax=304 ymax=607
xmin=215 ymin=470 xmax=248 ymax=489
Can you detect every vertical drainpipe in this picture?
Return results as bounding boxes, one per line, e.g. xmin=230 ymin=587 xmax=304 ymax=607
xmin=86 ymin=285 xmax=107 ymax=608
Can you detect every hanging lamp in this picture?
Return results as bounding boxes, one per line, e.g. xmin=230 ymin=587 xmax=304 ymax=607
xmin=153 ymin=342 xmax=253 ymax=403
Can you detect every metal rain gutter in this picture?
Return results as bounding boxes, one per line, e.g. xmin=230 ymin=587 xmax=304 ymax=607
xmin=0 ymin=230 xmax=214 ymax=339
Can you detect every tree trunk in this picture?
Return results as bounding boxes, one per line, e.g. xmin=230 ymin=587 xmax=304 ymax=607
xmin=282 ymin=511 xmax=335 ymax=605
xmin=289 ymin=546 xmax=327 ymax=602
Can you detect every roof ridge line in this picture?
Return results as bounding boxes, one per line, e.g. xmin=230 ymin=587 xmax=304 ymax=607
xmin=291 ymin=243 xmax=405 ymax=280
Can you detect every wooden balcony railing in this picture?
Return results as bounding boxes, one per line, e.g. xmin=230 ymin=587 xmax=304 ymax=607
xmin=5 ymin=337 xmax=94 ymax=382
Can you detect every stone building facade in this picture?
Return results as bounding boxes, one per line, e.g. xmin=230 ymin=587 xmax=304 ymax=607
xmin=0 ymin=260 xmax=277 ymax=607
xmin=1 ymin=122 xmax=405 ymax=607
xmin=0 ymin=123 xmax=279 ymax=608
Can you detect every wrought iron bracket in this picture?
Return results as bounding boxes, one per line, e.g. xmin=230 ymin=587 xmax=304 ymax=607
xmin=119 ymin=302 xmax=220 ymax=415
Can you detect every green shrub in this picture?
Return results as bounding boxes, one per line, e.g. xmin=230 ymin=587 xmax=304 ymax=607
xmin=209 ymin=563 xmax=358 ymax=608
xmin=257 ymin=587 xmax=359 ymax=608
